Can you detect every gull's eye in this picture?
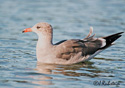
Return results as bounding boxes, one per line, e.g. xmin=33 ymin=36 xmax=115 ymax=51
xmin=37 ymin=26 xmax=41 ymax=29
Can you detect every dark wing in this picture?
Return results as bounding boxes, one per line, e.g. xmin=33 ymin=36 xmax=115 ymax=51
xmin=55 ymin=38 xmax=102 ymax=60
xmin=55 ymin=40 xmax=67 ymax=45
xmin=55 ymin=27 xmax=123 ymax=61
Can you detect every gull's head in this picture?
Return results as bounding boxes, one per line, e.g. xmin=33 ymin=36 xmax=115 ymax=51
xmin=22 ymin=22 xmax=53 ymax=35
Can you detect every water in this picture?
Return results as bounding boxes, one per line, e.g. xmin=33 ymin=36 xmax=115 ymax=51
xmin=0 ymin=0 xmax=125 ymax=88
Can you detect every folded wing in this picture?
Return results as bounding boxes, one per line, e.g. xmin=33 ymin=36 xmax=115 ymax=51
xmin=55 ymin=28 xmax=123 ymax=62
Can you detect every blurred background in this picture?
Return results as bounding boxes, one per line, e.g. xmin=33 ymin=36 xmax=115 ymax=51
xmin=0 ymin=0 xmax=125 ymax=88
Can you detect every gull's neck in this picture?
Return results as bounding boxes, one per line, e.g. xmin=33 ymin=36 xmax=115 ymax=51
xmin=37 ymin=33 xmax=53 ymax=50
xmin=36 ymin=32 xmax=53 ymax=60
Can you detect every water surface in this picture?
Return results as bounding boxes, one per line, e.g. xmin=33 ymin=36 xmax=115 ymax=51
xmin=0 ymin=0 xmax=125 ymax=88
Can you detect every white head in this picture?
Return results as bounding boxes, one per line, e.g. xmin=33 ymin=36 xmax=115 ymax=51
xmin=22 ymin=22 xmax=53 ymax=45
xmin=22 ymin=22 xmax=53 ymax=36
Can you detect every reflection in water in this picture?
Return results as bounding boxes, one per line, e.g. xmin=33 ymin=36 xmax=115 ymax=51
xmin=0 ymin=57 xmax=124 ymax=87
xmin=0 ymin=0 xmax=124 ymax=87
xmin=33 ymin=62 xmax=56 ymax=86
xmin=34 ymin=58 xmax=115 ymax=86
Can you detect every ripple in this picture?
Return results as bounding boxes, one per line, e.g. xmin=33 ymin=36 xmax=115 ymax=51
xmin=0 ymin=0 xmax=125 ymax=88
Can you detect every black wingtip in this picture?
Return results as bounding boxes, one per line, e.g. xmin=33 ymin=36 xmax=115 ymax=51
xmin=102 ymin=32 xmax=124 ymax=39
xmin=101 ymin=32 xmax=124 ymax=49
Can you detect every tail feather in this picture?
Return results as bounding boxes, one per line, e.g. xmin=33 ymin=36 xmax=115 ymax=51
xmin=101 ymin=32 xmax=124 ymax=49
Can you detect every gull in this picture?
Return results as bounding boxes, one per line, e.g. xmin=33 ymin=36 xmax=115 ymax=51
xmin=22 ymin=22 xmax=123 ymax=65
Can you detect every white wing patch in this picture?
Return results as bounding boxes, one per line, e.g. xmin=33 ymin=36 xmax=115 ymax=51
xmin=98 ymin=38 xmax=106 ymax=48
